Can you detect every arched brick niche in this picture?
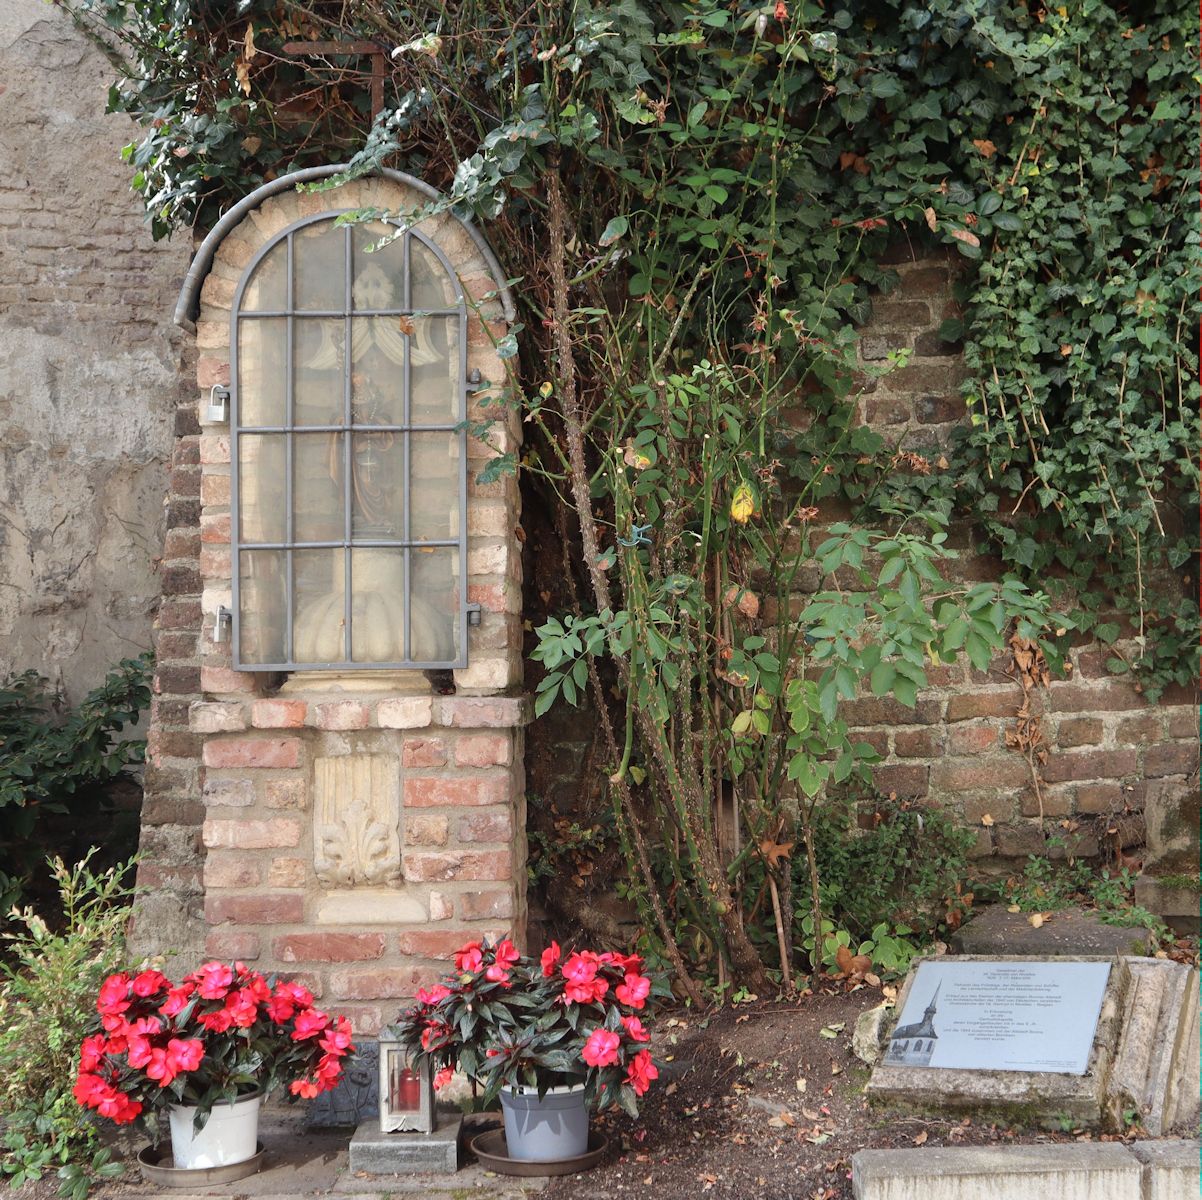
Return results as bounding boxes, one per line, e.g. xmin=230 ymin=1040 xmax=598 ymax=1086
xmin=131 ymin=170 xmax=528 ymax=1033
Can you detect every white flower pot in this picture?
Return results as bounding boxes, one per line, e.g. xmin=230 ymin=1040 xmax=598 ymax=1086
xmin=168 ymin=1092 xmax=261 ymax=1170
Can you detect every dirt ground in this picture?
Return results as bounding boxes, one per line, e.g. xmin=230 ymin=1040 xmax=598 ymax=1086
xmin=541 ymin=983 xmax=1194 ymax=1200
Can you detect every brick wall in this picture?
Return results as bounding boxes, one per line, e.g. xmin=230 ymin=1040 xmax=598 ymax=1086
xmin=132 ymin=175 xmax=531 ymax=1016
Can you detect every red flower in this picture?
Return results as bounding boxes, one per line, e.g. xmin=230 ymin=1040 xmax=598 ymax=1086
xmin=774 ymin=0 xmax=788 ymax=21
xmin=621 ymin=1015 xmax=651 ymax=1043
xmin=78 ymin=1034 xmax=108 ymax=1073
xmin=97 ymin=1090 xmax=142 ymax=1124
xmin=609 ymin=952 xmax=644 ymax=975
xmin=454 ymin=941 xmax=484 ymax=973
xmin=416 ymin=985 xmax=451 ymax=1006
xmin=626 ymin=1049 xmax=658 ymax=1096
xmin=224 ymin=987 xmax=259 ymax=1028
xmin=582 ymin=1028 xmax=621 ymax=1068
xmin=562 ymin=952 xmax=609 ymax=1004
xmin=159 ymin=982 xmax=195 ymax=1018
xmin=131 ymin=969 xmax=169 ymax=998
xmin=486 ymin=938 xmax=520 ymax=984
xmin=265 ymin=993 xmax=295 ymax=1023
xmin=319 ymin=1016 xmax=354 ymax=1056
xmin=73 ymin=1072 xmax=109 ymax=1107
xmin=615 ymin=973 xmax=651 ymax=1009
xmin=97 ymin=974 xmax=131 ymax=1017
xmin=292 ymin=1009 xmax=330 ymax=1041
xmin=540 ymin=941 xmax=561 ymax=977
xmin=290 ymin=1078 xmax=320 ymax=1099
xmin=197 ymin=1007 xmax=234 ymax=1034
xmin=434 ymin=1067 xmax=454 ymax=1090
xmin=277 ymin=980 xmax=314 ymax=1008
xmin=197 ymin=962 xmax=234 ymax=1000
xmin=169 ymin=1038 xmax=204 ymax=1072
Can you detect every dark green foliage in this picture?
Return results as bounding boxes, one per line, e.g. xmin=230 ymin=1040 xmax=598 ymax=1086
xmin=0 ymin=654 xmax=151 ymax=911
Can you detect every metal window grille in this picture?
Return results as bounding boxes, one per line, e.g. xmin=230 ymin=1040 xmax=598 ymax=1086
xmin=229 ymin=212 xmax=472 ymax=670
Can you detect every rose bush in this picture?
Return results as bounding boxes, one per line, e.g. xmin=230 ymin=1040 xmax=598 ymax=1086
xmin=73 ymin=961 xmax=355 ymax=1139
xmin=391 ymin=938 xmax=666 ymax=1116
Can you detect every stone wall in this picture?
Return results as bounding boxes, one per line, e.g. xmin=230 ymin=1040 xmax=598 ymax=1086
xmin=0 ymin=2 xmax=189 ymax=699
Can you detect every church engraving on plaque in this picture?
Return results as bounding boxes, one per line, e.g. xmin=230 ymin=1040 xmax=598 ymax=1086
xmin=313 ymin=754 xmax=402 ymax=888
xmin=885 ymin=959 xmax=1111 ymax=1075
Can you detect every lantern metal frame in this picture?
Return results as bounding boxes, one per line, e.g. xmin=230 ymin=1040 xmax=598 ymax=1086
xmin=376 ymin=1027 xmax=435 ymax=1133
xmin=228 ymin=210 xmax=475 ymax=671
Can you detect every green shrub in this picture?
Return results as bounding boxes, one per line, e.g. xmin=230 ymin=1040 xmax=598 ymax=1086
xmin=0 ymin=854 xmax=135 ymax=1198
xmin=0 ymin=653 xmax=150 ymax=912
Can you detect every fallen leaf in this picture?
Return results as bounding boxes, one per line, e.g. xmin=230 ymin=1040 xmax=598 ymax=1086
xmin=913 ymin=1130 xmax=929 ymax=1145
xmin=831 ymin=1062 xmax=843 ymax=1076
xmin=398 ymin=315 xmax=416 ymax=336
xmin=795 ymin=1077 xmax=807 ymax=1093
xmin=972 ymin=139 xmax=997 ymax=158
xmin=950 ymin=227 xmax=981 ymax=248
xmin=1028 ymin=913 xmax=1044 ymax=928
xmin=1007 ymin=903 xmax=1021 ymax=913
xmin=924 ymin=206 xmax=938 ymax=231
xmin=819 ymin=1022 xmax=845 ymax=1039
xmin=981 ymin=813 xmax=994 ymax=826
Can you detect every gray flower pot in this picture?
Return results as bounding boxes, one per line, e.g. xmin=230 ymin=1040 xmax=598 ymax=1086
xmin=499 ymin=1084 xmax=589 ymax=1162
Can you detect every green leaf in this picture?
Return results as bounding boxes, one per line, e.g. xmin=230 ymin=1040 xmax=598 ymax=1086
xmin=599 ymin=215 xmax=629 ymax=246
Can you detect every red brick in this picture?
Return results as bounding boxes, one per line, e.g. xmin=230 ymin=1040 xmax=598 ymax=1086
xmin=200 ymin=545 xmax=231 ymax=578
xmin=201 ymin=665 xmax=257 ymax=694
xmin=853 ymin=730 xmax=890 ymax=758
xmin=842 ymin=697 xmax=941 ymax=726
xmin=1040 ymin=749 xmax=1139 ymax=784
xmin=197 ymin=358 xmax=231 ymax=389
xmin=202 ymin=737 xmax=301 ymax=769
xmin=313 ymin=701 xmax=370 ymax=730
xmin=203 ymin=818 xmax=302 ymax=849
xmin=1047 ymin=682 xmax=1145 ymax=713
xmin=945 ymin=692 xmax=1016 ymax=722
xmin=894 ymin=729 xmax=941 ymax=758
xmin=158 ymin=664 xmax=202 ymax=694
xmin=204 ymin=931 xmax=261 ymax=960
xmin=458 ymin=809 xmax=513 ymax=843
xmin=933 ymin=758 xmax=1030 ymax=791
xmin=277 ymin=971 xmax=324 ymax=999
xmin=252 ymin=699 xmax=307 ymax=728
xmin=190 ymin=701 xmax=247 ymax=733
xmin=1019 ymin=786 xmax=1074 ymax=818
xmin=993 ymin=825 xmax=1047 ymax=857
xmin=158 ymin=600 xmax=203 ymax=631
xmin=1057 ymin=718 xmax=1104 ymax=748
xmin=205 ymin=893 xmax=304 ymax=925
xmin=203 ymin=854 xmax=262 ymax=888
xmin=200 ymin=514 xmax=230 ymax=546
xmin=454 ymin=734 xmax=513 ymax=767
xmin=457 ymin=889 xmax=515 ymax=921
xmin=265 ymin=779 xmax=307 ymax=809
xmin=1144 ymin=742 xmax=1199 ymax=779
xmin=1166 ymin=708 xmax=1199 ymax=739
xmin=200 ymin=473 xmax=231 ymax=506
xmin=948 ymin=723 xmax=1000 ymax=754
xmin=435 ymin=697 xmax=529 ymax=728
xmin=404 ymin=775 xmax=509 ymax=808
xmin=964 ymin=795 xmax=1014 ymax=825
xmin=275 ymin=934 xmax=385 ymax=963
xmin=396 ymin=930 xmax=483 ymax=959
xmin=402 ymin=851 xmax=512 ymax=882
xmin=334 ymin=1006 xmax=382 ymax=1036
xmin=402 ymin=738 xmax=448 ymax=768
xmin=164 ymin=528 xmax=201 ymax=559
xmin=1115 ymin=714 xmax=1161 ymax=744
xmin=1076 ymin=783 xmax=1124 ymax=814
xmin=404 ymin=813 xmax=450 ymax=846
xmin=872 ymin=764 xmax=930 ymax=797
xmin=329 ymin=968 xmax=425 ymax=1001
xmin=268 ymin=858 xmax=306 ymax=888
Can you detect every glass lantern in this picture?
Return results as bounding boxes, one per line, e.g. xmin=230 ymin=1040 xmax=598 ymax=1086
xmin=377 ymin=1027 xmax=435 ymax=1133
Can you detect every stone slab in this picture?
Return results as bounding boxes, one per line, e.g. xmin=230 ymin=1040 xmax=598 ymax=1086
xmin=349 ymin=1110 xmax=462 ymax=1175
xmin=852 ymin=1143 xmax=1142 ymax=1200
xmin=867 ymin=955 xmax=1128 ymax=1128
xmin=1133 ymin=876 xmax=1200 ymax=936
xmin=1129 ymin=1140 xmax=1202 ymax=1200
xmin=950 ymin=905 xmax=1157 ymax=958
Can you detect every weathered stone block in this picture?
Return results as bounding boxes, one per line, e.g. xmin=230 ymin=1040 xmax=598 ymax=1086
xmin=348 ymin=1112 xmax=462 ymax=1175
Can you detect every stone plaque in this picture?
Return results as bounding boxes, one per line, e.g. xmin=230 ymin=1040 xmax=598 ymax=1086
xmin=313 ymin=754 xmax=402 ymax=888
xmin=883 ymin=959 xmax=1110 ymax=1075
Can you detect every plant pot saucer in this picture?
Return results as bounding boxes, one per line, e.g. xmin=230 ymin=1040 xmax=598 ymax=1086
xmin=470 ymin=1129 xmax=608 ymax=1176
xmin=136 ymin=1142 xmax=266 ymax=1188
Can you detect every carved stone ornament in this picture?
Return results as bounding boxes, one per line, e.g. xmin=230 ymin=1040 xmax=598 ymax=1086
xmin=313 ymin=754 xmax=402 ymax=888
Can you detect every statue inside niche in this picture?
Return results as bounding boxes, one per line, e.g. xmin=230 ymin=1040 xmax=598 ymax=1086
xmin=291 ymin=262 xmax=458 ymax=666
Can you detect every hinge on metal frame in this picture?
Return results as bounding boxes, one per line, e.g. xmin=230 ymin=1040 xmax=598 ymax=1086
xmin=206 ymin=384 xmax=231 ymax=424
xmin=214 ymin=606 xmax=233 ymax=644
xmin=466 ymin=603 xmax=482 ymax=628
xmin=465 ymin=368 xmax=487 ymax=393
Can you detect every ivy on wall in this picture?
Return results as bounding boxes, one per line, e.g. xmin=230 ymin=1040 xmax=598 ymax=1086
xmin=62 ymin=0 xmax=1198 ymax=698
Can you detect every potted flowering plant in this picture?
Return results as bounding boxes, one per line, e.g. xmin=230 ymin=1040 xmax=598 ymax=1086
xmin=73 ymin=961 xmax=354 ymax=1170
xmin=391 ymin=937 xmax=665 ymax=1162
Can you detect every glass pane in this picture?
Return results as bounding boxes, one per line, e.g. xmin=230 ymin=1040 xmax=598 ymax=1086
xmin=410 ymin=432 xmax=458 ymax=542
xmin=293 ymin=433 xmax=344 ymax=543
xmin=351 ymin=431 xmax=404 ymax=538
xmin=241 ymin=239 xmax=288 ymax=310
xmin=353 ymin=223 xmax=406 ymax=310
xmin=294 ymin=221 xmax=346 ymax=311
xmin=385 ymin=1049 xmax=420 ymax=1114
xmin=238 ymin=434 xmax=286 ymax=544
xmin=350 ymin=549 xmax=405 ymax=663
xmin=295 ymin=318 xmax=345 ymax=426
xmin=409 ymin=317 xmax=459 ymax=424
xmin=293 ymin=548 xmax=345 ymax=664
xmin=410 ymin=236 xmax=460 ymax=310
xmin=237 ymin=318 xmax=286 ymax=427
xmin=238 ymin=550 xmax=286 ymax=664
xmin=350 ymin=318 xmax=406 ymax=425
xmin=410 ymin=549 xmax=459 ymax=664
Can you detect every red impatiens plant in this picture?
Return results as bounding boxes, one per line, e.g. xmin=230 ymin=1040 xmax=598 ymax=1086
xmin=391 ymin=938 xmax=667 ymax=1116
xmin=73 ymin=961 xmax=355 ymax=1139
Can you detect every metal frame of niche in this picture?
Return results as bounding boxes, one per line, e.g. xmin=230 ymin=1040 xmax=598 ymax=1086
xmin=230 ymin=210 xmax=472 ymax=671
